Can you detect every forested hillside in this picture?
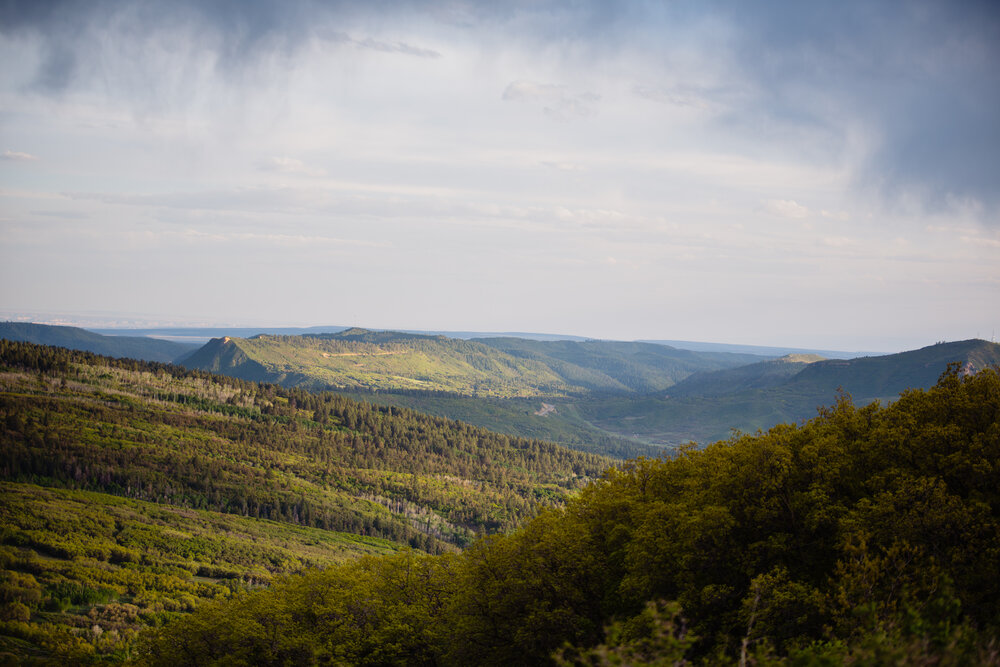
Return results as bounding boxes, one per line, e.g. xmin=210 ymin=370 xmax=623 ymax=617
xmin=0 ymin=341 xmax=608 ymax=661
xmin=472 ymin=337 xmax=763 ymax=393
xmin=178 ymin=329 xmax=772 ymax=456
xmin=0 ymin=322 xmax=196 ymax=364
xmin=145 ymin=365 xmax=1000 ymax=665
xmin=583 ymin=339 xmax=1000 ymax=446
xmin=180 ymin=331 xmax=1000 ymax=452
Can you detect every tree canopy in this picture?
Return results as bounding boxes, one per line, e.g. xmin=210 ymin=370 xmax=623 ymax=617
xmin=144 ymin=364 xmax=1000 ymax=665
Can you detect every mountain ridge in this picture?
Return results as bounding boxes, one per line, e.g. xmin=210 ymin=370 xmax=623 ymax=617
xmin=0 ymin=321 xmax=197 ymax=363
xmin=580 ymin=338 xmax=1000 ymax=446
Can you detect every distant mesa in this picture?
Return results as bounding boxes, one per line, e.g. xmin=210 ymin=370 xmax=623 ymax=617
xmin=177 ymin=330 xmax=767 ymax=398
xmin=778 ymin=353 xmax=826 ymax=364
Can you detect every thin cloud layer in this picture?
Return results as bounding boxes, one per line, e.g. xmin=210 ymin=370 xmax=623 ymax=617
xmin=2 ymin=150 xmax=38 ymax=161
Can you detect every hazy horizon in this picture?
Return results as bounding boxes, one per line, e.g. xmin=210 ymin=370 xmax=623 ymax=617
xmin=2 ymin=1 xmax=998 ymax=353
xmin=4 ymin=307 xmax=993 ymax=356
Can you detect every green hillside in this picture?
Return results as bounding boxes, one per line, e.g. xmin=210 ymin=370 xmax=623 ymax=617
xmin=180 ymin=333 xmax=1000 ymax=453
xmin=181 ymin=329 xmax=766 ymax=399
xmin=579 ymin=339 xmax=1000 ymax=446
xmin=665 ymin=354 xmax=824 ymax=398
xmin=473 ymin=337 xmax=765 ymax=393
xmin=144 ymin=366 xmax=1000 ymax=665
xmin=336 ymin=390 xmax=661 ymax=460
xmin=178 ymin=330 xmax=772 ymax=455
xmin=0 ymin=483 xmax=399 ymax=662
xmin=181 ymin=330 xmax=576 ymax=397
xmin=0 ymin=322 xmax=196 ymax=363
xmin=785 ymin=339 xmax=1000 ymax=400
xmin=0 ymin=340 xmax=609 ymax=661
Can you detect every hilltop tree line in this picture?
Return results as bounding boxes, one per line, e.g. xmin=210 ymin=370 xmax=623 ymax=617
xmin=144 ymin=365 xmax=1000 ymax=665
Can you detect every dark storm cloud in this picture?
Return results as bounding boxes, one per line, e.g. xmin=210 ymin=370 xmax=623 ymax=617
xmin=0 ymin=0 xmax=430 ymax=91
xmin=482 ymin=0 xmax=1000 ymax=217
xmin=712 ymin=0 xmax=1000 ymax=215
xmin=4 ymin=0 xmax=997 ymax=217
xmin=462 ymin=0 xmax=1000 ymax=217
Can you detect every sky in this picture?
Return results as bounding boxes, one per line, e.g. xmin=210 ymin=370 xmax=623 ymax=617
xmin=1 ymin=0 xmax=998 ymax=352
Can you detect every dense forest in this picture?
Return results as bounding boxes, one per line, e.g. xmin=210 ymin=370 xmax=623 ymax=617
xmin=142 ymin=364 xmax=1000 ymax=665
xmin=0 ymin=340 xmax=608 ymax=661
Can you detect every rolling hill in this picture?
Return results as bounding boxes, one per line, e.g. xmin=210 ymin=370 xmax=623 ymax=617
xmin=472 ymin=337 xmax=764 ymax=393
xmin=665 ymin=353 xmax=826 ymax=397
xmin=180 ymin=328 xmax=767 ymax=398
xmin=177 ymin=329 xmax=771 ymax=456
xmin=145 ymin=365 xmax=1000 ymax=666
xmin=179 ymin=329 xmax=576 ymax=396
xmin=179 ymin=331 xmax=1000 ymax=453
xmin=579 ymin=339 xmax=1000 ymax=446
xmin=0 ymin=322 xmax=196 ymax=363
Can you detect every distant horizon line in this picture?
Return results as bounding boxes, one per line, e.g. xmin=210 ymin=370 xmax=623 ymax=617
xmin=0 ymin=314 xmax=907 ymax=358
xmin=5 ymin=308 xmax=990 ymax=356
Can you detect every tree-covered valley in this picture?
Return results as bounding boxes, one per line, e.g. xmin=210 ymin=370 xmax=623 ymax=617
xmin=181 ymin=328 xmax=1000 ymax=452
xmin=3 ymin=334 xmax=1000 ymax=664
xmin=10 ymin=323 xmax=999 ymax=455
xmin=0 ymin=340 xmax=607 ymax=661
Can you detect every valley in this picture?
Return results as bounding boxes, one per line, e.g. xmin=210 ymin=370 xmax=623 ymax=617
xmin=0 ymin=340 xmax=607 ymax=660
xmin=2 ymin=327 xmax=999 ymax=663
xmin=177 ymin=328 xmax=1000 ymax=451
xmin=6 ymin=322 xmax=999 ymax=454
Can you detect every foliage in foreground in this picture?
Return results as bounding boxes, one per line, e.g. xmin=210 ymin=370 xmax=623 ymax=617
xmin=145 ymin=365 xmax=1000 ymax=665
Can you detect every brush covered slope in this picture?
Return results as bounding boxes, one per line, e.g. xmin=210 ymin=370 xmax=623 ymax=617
xmin=0 ymin=340 xmax=608 ymax=662
xmin=180 ymin=329 xmax=573 ymax=396
xmin=0 ymin=322 xmax=196 ymax=364
xmin=181 ymin=329 xmax=764 ymax=397
xmin=145 ymin=365 xmax=1000 ymax=666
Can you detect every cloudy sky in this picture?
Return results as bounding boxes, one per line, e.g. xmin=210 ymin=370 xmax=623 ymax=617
xmin=1 ymin=0 xmax=998 ymax=351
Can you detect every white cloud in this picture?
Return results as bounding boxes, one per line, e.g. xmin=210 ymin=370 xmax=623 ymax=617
xmin=2 ymin=150 xmax=38 ymax=161
xmin=540 ymin=160 xmax=584 ymax=172
xmin=821 ymin=236 xmax=858 ymax=248
xmin=354 ymin=37 xmax=441 ymax=59
xmin=2 ymin=2 xmax=997 ymax=348
xmin=960 ymin=236 xmax=1000 ymax=248
xmin=761 ymin=199 xmax=811 ymax=219
xmin=259 ymin=157 xmax=326 ymax=177
xmin=501 ymin=81 xmax=564 ymax=102
xmin=632 ymin=84 xmax=715 ymax=111
xmin=502 ymin=81 xmax=600 ymax=120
